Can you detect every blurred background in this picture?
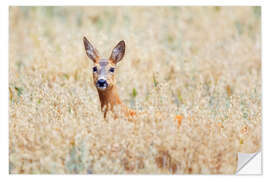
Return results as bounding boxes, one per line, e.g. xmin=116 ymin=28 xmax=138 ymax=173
xmin=9 ymin=6 xmax=261 ymax=104
xmin=9 ymin=7 xmax=261 ymax=174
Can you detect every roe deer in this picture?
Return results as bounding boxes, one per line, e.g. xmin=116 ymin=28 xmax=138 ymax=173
xmin=83 ymin=36 xmax=136 ymax=119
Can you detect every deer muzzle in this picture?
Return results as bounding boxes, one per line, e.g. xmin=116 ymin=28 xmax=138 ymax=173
xmin=96 ymin=78 xmax=108 ymax=90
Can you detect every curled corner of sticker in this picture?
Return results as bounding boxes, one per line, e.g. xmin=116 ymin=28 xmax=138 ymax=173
xmin=236 ymin=151 xmax=262 ymax=174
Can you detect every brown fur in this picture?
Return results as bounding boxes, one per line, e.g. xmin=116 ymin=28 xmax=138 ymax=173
xmin=83 ymin=37 xmax=136 ymax=120
xmin=98 ymin=86 xmax=136 ymax=119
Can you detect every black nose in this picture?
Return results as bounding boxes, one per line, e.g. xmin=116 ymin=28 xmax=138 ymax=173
xmin=97 ymin=79 xmax=108 ymax=87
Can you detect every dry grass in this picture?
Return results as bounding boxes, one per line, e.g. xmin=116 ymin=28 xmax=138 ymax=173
xmin=9 ymin=6 xmax=261 ymax=174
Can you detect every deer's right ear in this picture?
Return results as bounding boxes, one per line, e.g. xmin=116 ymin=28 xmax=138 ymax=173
xmin=83 ymin=36 xmax=99 ymax=63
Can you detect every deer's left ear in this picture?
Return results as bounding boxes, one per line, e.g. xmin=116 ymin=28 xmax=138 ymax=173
xmin=110 ymin=40 xmax=125 ymax=64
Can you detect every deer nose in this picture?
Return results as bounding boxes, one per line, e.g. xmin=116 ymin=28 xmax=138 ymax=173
xmin=97 ymin=79 xmax=108 ymax=88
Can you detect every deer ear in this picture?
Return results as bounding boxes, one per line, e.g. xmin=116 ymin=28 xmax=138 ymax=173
xmin=110 ymin=40 xmax=125 ymax=64
xmin=83 ymin=36 xmax=99 ymax=63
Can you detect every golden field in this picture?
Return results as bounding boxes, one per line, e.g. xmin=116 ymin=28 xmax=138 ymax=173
xmin=9 ymin=6 xmax=261 ymax=174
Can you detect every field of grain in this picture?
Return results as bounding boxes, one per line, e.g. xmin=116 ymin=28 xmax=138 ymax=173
xmin=9 ymin=6 xmax=261 ymax=174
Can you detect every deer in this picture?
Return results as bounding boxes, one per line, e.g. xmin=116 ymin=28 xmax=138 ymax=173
xmin=83 ymin=37 xmax=184 ymax=127
xmin=83 ymin=36 xmax=136 ymax=120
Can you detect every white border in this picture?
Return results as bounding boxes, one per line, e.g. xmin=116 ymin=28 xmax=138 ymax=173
xmin=1 ymin=0 xmax=268 ymax=179
xmin=0 ymin=0 xmax=9 ymax=178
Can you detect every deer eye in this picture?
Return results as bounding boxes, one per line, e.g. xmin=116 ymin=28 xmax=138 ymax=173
xmin=109 ymin=67 xmax=115 ymax=73
xmin=93 ymin=66 xmax=97 ymax=72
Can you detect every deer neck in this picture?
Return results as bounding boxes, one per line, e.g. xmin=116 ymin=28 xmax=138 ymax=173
xmin=97 ymin=86 xmax=122 ymax=116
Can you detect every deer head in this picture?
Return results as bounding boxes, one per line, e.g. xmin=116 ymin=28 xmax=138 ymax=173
xmin=83 ymin=36 xmax=125 ymax=91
